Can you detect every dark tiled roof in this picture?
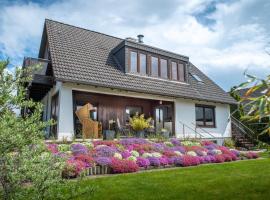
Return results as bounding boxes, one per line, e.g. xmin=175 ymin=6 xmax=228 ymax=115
xmin=44 ymin=19 xmax=236 ymax=104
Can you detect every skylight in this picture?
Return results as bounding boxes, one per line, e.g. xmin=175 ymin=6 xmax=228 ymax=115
xmin=191 ymin=74 xmax=203 ymax=83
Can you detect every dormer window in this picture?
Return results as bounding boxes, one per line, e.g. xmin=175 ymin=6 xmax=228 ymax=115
xmin=139 ymin=53 xmax=147 ymax=75
xmin=171 ymin=62 xmax=178 ymax=80
xmin=160 ymin=59 xmax=168 ymax=78
xmin=151 ymin=56 xmax=159 ymax=77
xmin=128 ymin=48 xmax=187 ymax=82
xmin=130 ymin=51 xmax=138 ymax=73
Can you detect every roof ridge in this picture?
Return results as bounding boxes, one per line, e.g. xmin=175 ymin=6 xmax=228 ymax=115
xmin=45 ymin=18 xmax=124 ymax=41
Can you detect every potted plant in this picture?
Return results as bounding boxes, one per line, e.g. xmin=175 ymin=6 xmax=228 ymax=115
xmin=103 ymin=119 xmax=116 ymax=140
xmin=129 ymin=113 xmax=151 ymax=138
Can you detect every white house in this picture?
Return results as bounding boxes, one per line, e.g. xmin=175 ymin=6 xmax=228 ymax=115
xmin=23 ymin=19 xmax=236 ymax=144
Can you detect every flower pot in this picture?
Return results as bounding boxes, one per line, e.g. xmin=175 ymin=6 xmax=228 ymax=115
xmin=103 ymin=130 xmax=115 ymax=140
xmin=136 ymin=130 xmax=145 ymax=138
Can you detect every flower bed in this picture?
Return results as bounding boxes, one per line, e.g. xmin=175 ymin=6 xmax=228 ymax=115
xmin=46 ymin=138 xmax=259 ymax=178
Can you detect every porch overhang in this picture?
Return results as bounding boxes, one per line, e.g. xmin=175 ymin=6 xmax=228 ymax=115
xmin=27 ymin=74 xmax=54 ymax=101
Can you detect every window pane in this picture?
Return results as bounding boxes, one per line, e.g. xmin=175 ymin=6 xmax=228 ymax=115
xmin=195 ymin=107 xmax=204 ymax=126
xmin=205 ymin=108 xmax=214 ymax=126
xmin=151 ymin=56 xmax=159 ymax=77
xmin=160 ymin=59 xmax=168 ymax=78
xmin=140 ymin=53 xmax=147 ymax=75
xmin=130 ymin=51 xmax=137 ymax=73
xmin=171 ymin=62 xmax=178 ymax=80
xmin=178 ymin=63 xmax=185 ymax=82
xmin=126 ymin=106 xmax=142 ymax=122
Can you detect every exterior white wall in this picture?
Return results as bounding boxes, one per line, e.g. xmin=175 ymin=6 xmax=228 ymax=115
xmin=50 ymin=82 xmax=231 ymax=142
xmin=174 ymin=98 xmax=231 ymax=143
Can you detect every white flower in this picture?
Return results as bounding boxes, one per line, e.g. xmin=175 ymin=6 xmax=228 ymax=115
xmin=187 ymin=151 xmax=197 ymax=156
xmin=130 ymin=150 xmax=139 ymax=157
xmin=142 ymin=153 xmax=152 ymax=158
xmin=114 ymin=152 xmax=122 ymax=159
xmin=213 ymin=149 xmax=222 ymax=155
xmin=174 ymin=151 xmax=183 ymax=156
xmin=152 ymin=152 xmax=162 ymax=158
xmin=201 ymin=151 xmax=207 ymax=156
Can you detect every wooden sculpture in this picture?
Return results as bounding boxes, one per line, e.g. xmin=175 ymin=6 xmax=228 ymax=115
xmin=75 ymin=103 xmax=99 ymax=139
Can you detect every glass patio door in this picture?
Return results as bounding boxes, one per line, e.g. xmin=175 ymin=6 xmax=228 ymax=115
xmin=155 ymin=107 xmax=164 ymax=132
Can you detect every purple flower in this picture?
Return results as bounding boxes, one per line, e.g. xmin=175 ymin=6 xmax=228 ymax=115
xmin=207 ymin=150 xmax=216 ymax=156
xmin=136 ymin=157 xmax=150 ymax=168
xmin=170 ymin=138 xmax=181 ymax=146
xmin=94 ymin=146 xmax=117 ymax=157
xmin=208 ymin=155 xmax=216 ymax=163
xmin=121 ymin=150 xmax=131 ymax=159
xmin=204 ymin=144 xmax=218 ymax=150
xmin=203 ymin=156 xmax=212 ymax=163
xmin=71 ymin=143 xmax=89 ymax=155
xmin=120 ymin=138 xmax=149 ymax=146
xmin=95 ymin=157 xmax=112 ymax=166
xmin=153 ymin=143 xmax=166 ymax=152
xmin=168 ymin=146 xmax=186 ymax=154
xmin=148 ymin=157 xmax=160 ymax=166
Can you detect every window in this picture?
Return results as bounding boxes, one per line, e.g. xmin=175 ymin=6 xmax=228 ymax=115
xmin=151 ymin=56 xmax=159 ymax=77
xmin=160 ymin=59 xmax=168 ymax=78
xmin=195 ymin=105 xmax=215 ymax=127
xmin=191 ymin=74 xmax=203 ymax=83
xmin=178 ymin=63 xmax=185 ymax=82
xmin=130 ymin=51 xmax=137 ymax=73
xmin=125 ymin=106 xmax=142 ymax=122
xmin=139 ymin=53 xmax=147 ymax=75
xmin=171 ymin=61 xmax=178 ymax=80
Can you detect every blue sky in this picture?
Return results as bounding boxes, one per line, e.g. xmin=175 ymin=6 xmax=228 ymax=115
xmin=1 ymin=0 xmax=270 ymax=91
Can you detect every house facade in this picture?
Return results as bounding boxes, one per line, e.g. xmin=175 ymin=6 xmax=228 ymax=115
xmin=24 ymin=19 xmax=236 ymax=144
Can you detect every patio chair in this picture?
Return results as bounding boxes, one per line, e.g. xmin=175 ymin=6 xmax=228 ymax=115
xmin=116 ymin=118 xmax=130 ymax=137
xmin=75 ymin=103 xmax=99 ymax=139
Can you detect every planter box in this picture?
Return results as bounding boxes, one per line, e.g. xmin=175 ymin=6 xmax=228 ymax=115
xmin=103 ymin=130 xmax=115 ymax=140
xmin=89 ymin=165 xmax=111 ymax=175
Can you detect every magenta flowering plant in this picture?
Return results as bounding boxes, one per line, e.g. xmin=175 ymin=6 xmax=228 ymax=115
xmin=230 ymin=149 xmax=240 ymax=157
xmin=168 ymin=146 xmax=186 ymax=154
xmin=121 ymin=150 xmax=131 ymax=159
xmin=110 ymin=158 xmax=139 ymax=173
xmin=245 ymin=152 xmax=259 ymax=159
xmin=159 ymin=156 xmax=169 ymax=166
xmin=136 ymin=157 xmax=150 ymax=168
xmin=182 ymin=155 xmax=200 ymax=167
xmin=47 ymin=143 xmax=58 ymax=154
xmin=214 ymin=154 xmax=225 ymax=163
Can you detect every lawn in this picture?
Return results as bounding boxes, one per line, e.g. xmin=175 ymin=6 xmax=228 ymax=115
xmin=72 ymin=158 xmax=270 ymax=200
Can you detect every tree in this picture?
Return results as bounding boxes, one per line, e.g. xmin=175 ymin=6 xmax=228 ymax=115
xmin=0 ymin=60 xmax=93 ymax=199
xmin=231 ymin=72 xmax=270 ymax=139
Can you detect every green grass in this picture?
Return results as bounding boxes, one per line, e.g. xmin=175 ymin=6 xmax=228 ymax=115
xmin=71 ymin=159 xmax=270 ymax=200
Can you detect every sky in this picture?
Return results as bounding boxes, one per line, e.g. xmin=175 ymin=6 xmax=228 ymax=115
xmin=0 ymin=0 xmax=270 ymax=91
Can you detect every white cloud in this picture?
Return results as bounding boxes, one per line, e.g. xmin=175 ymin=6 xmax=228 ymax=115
xmin=0 ymin=0 xmax=269 ymax=90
